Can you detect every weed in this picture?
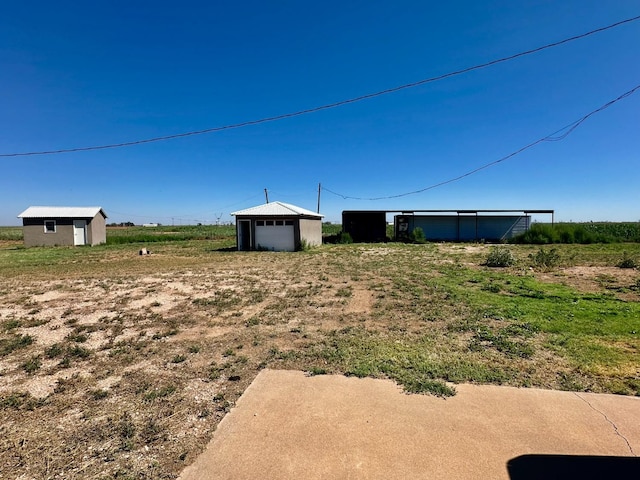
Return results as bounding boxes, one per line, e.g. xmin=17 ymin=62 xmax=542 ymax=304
xmin=152 ymin=328 xmax=179 ymax=340
xmin=0 ymin=334 xmax=34 ymax=356
xmin=66 ymin=332 xmax=88 ymax=343
xmin=90 ymin=389 xmax=109 ymax=400
xmin=335 ymin=287 xmax=352 ymax=298
xmin=119 ymin=412 xmax=136 ymax=451
xmin=21 ymin=317 xmax=49 ymax=328
xmin=143 ymin=385 xmax=176 ymax=402
xmin=208 ymin=363 xmax=222 ymax=380
xmin=409 ymin=227 xmax=427 ymax=244
xmin=45 ymin=343 xmax=64 ymax=358
xmin=308 ymin=366 xmax=327 ymax=375
xmin=67 ymin=345 xmax=91 ymax=358
xmin=485 ymin=246 xmax=515 ymax=267
xmin=245 ymin=316 xmax=260 ymax=327
xmin=22 ymin=356 xmax=42 ymax=374
xmin=617 ymin=252 xmax=637 ymax=269
xmin=2 ymin=318 xmax=21 ymax=331
xmin=171 ymin=355 xmax=186 ymax=363
xmin=529 ymin=247 xmax=561 ymax=270
xmin=0 ymin=391 xmax=45 ymax=410
xmin=337 ymin=232 xmax=353 ymax=244
xmin=58 ymin=356 xmax=71 ymax=368
xmin=140 ymin=415 xmax=165 ymax=444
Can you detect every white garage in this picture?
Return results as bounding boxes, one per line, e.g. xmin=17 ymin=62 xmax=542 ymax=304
xmin=231 ymin=201 xmax=323 ymax=252
xmin=254 ymin=220 xmax=295 ymax=251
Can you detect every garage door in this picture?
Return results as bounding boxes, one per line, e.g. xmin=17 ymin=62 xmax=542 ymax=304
xmin=255 ymin=220 xmax=295 ymax=251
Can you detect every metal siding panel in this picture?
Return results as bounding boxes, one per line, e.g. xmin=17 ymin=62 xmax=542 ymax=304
xmin=414 ymin=216 xmax=458 ymax=241
xmin=232 ymin=202 xmax=322 ymax=218
xmin=458 ymin=216 xmax=477 ymax=241
xmin=477 ymin=216 xmax=527 ymax=241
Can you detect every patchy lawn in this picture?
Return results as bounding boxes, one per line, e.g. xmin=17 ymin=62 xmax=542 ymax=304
xmin=1 ymin=240 xmax=639 ymax=478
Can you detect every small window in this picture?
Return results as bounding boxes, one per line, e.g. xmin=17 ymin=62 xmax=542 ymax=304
xmin=275 ymin=220 xmax=284 ymax=226
xmin=44 ymin=220 xmax=56 ymax=233
xmin=285 ymin=220 xmax=294 ymax=226
xmin=256 ymin=220 xmax=264 ymax=226
xmin=266 ymin=220 xmax=274 ymax=226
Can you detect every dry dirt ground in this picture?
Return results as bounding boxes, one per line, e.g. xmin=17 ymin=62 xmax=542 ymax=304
xmin=0 ymin=242 xmax=638 ymax=479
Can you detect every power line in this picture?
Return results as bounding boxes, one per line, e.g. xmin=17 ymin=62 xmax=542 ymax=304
xmin=2 ymin=14 xmax=639 ymax=158
xmin=323 ymin=83 xmax=640 ymax=201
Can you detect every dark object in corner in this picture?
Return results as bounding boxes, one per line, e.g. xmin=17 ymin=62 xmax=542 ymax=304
xmin=507 ymin=454 xmax=639 ymax=479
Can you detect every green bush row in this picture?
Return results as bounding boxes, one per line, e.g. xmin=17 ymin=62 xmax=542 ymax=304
xmin=512 ymin=222 xmax=640 ymax=244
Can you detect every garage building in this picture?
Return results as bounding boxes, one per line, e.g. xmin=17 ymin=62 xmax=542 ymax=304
xmin=231 ymin=201 xmax=323 ymax=251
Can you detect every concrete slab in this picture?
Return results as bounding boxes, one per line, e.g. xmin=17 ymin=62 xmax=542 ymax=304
xmin=180 ymin=370 xmax=640 ymax=479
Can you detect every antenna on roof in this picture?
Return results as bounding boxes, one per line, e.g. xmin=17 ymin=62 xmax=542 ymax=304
xmin=264 ymin=188 xmax=269 ymax=203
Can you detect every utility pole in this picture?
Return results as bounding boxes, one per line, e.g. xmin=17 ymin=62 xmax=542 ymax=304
xmin=264 ymin=188 xmax=269 ymax=203
xmin=317 ymin=182 xmax=321 ymax=213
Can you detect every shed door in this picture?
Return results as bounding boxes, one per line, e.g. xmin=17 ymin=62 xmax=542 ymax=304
xmin=73 ymin=220 xmax=87 ymax=246
xmin=238 ymin=220 xmax=251 ymax=251
xmin=255 ymin=221 xmax=295 ymax=251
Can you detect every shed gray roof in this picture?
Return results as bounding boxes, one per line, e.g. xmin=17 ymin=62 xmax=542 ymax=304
xmin=18 ymin=206 xmax=107 ymax=219
xmin=231 ymin=201 xmax=323 ymax=218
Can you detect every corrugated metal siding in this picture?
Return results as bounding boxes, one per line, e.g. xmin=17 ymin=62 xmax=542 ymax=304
xmin=458 ymin=216 xmax=477 ymax=241
xmin=414 ymin=216 xmax=458 ymax=241
xmin=231 ymin=202 xmax=322 ymax=218
xmin=18 ymin=206 xmax=106 ymax=219
xmin=399 ymin=215 xmax=531 ymax=242
xmin=477 ymin=216 xmax=529 ymax=241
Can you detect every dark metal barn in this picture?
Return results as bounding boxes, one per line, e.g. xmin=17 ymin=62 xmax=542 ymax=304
xmin=342 ymin=211 xmax=387 ymax=243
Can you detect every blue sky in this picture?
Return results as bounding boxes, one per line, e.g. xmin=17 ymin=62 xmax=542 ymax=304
xmin=1 ymin=1 xmax=638 ymax=225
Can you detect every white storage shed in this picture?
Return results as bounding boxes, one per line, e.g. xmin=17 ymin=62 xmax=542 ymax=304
xmin=231 ymin=202 xmax=323 ymax=251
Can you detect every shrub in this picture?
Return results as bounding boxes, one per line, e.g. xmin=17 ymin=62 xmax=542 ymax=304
xmin=529 ymin=248 xmax=561 ymax=270
xmin=297 ymin=239 xmax=312 ymax=251
xmin=617 ymin=252 xmax=637 ymax=269
xmin=409 ymin=227 xmax=427 ymax=244
xmin=485 ymin=246 xmax=515 ymax=267
xmin=337 ymin=232 xmax=353 ymax=244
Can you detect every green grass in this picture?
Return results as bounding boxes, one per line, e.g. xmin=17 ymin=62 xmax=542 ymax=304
xmin=307 ymin=327 xmax=512 ymax=396
xmin=0 ymin=227 xmax=23 ymax=241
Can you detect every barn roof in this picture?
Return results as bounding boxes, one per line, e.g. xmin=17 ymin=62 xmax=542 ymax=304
xmin=18 ymin=206 xmax=107 ymax=219
xmin=231 ymin=201 xmax=323 ymax=218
